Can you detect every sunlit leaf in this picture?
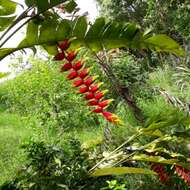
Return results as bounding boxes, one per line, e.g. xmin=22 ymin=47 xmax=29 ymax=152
xmin=0 ymin=17 xmax=185 ymax=60
xmin=0 ymin=0 xmax=17 ymax=16
xmin=91 ymin=167 xmax=156 ymax=177
xmin=143 ymin=34 xmax=185 ymax=56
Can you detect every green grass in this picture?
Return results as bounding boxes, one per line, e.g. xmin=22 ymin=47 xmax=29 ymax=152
xmin=0 ymin=111 xmax=34 ymax=185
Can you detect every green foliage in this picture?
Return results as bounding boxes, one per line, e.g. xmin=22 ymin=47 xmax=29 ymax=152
xmin=25 ymin=0 xmax=68 ymax=12
xmin=0 ymin=0 xmax=17 ymax=16
xmin=0 ymin=16 xmax=184 ymax=60
xmin=0 ymin=139 xmax=90 ymax=190
xmin=0 ymin=0 xmax=17 ymax=31
xmin=92 ymin=167 xmax=156 ymax=177
xmin=111 ymin=53 xmax=148 ymax=88
xmin=97 ymin=0 xmax=190 ymax=41
xmin=96 ymin=0 xmax=147 ymax=24
xmin=1 ymin=57 xmax=97 ymax=129
xmin=100 ymin=180 xmax=127 ymax=190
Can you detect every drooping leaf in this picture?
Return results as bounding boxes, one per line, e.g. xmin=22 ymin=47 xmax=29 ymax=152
xmin=0 ymin=0 xmax=17 ymax=16
xmin=0 ymin=17 xmax=185 ymax=60
xmin=91 ymin=167 xmax=156 ymax=177
xmin=143 ymin=34 xmax=185 ymax=56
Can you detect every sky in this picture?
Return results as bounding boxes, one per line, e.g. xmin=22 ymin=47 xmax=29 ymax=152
xmin=0 ymin=0 xmax=99 ymax=72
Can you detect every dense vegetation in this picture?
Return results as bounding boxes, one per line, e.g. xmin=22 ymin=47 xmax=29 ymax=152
xmin=0 ymin=0 xmax=190 ymax=189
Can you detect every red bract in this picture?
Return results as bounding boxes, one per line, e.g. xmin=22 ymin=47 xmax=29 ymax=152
xmin=54 ymin=52 xmax=65 ymax=60
xmin=72 ymin=61 xmax=83 ymax=71
xmin=98 ymin=99 xmax=112 ymax=108
xmin=56 ymin=40 xmax=122 ymax=125
xmin=89 ymin=83 xmax=102 ymax=93
xmin=88 ymin=100 xmax=99 ymax=106
xmin=78 ymin=86 xmax=89 ymax=94
xmin=84 ymin=93 xmax=94 ymax=100
xmin=102 ymin=111 xmax=120 ymax=123
xmin=66 ymin=51 xmax=77 ymax=62
xmin=175 ymin=166 xmax=190 ymax=185
xmin=79 ymin=68 xmax=90 ymax=79
xmin=94 ymin=90 xmax=108 ymax=100
xmin=58 ymin=39 xmax=71 ymax=51
xmin=151 ymin=163 xmax=170 ymax=184
xmin=72 ymin=79 xmax=83 ymax=87
xmin=84 ymin=76 xmax=96 ymax=86
xmin=67 ymin=71 xmax=78 ymax=80
xmin=92 ymin=107 xmax=103 ymax=113
xmin=60 ymin=62 xmax=72 ymax=72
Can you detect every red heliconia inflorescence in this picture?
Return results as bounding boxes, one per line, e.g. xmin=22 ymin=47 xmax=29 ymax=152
xmin=54 ymin=39 xmax=121 ymax=124
xmin=175 ymin=165 xmax=190 ymax=185
xmin=151 ymin=163 xmax=170 ymax=184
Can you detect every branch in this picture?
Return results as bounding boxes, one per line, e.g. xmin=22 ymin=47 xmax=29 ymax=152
xmin=92 ymin=48 xmax=144 ymax=123
xmin=0 ymin=7 xmax=34 ymax=42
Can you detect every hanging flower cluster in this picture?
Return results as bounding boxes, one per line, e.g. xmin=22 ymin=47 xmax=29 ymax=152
xmin=54 ymin=39 xmax=121 ymax=124
xmin=151 ymin=163 xmax=170 ymax=184
xmin=175 ymin=165 xmax=190 ymax=185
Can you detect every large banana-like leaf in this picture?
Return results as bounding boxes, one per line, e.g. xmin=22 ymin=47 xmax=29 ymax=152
xmin=91 ymin=167 xmax=156 ymax=177
xmin=0 ymin=17 xmax=185 ymax=61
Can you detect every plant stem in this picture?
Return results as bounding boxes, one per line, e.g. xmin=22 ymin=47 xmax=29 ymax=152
xmin=93 ymin=49 xmax=145 ymax=123
xmin=89 ymin=130 xmax=142 ymax=172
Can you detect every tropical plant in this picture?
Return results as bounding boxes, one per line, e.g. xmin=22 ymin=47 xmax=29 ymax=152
xmin=1 ymin=0 xmax=189 ymax=189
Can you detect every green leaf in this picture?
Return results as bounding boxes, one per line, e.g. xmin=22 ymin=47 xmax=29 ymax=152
xmin=91 ymin=167 xmax=156 ymax=177
xmin=143 ymin=34 xmax=185 ymax=56
xmin=0 ymin=0 xmax=17 ymax=16
xmin=0 ymin=18 xmax=185 ymax=60
xmin=64 ymin=0 xmax=77 ymax=13
xmin=0 ymin=17 xmax=71 ymax=60
xmin=25 ymin=0 xmax=36 ymax=7
xmin=131 ymin=154 xmax=190 ymax=169
xmin=38 ymin=17 xmax=58 ymax=43
xmin=85 ymin=17 xmax=106 ymax=50
xmin=0 ymin=72 xmax=10 ymax=78
xmin=42 ymin=43 xmax=58 ymax=55
xmin=143 ymin=115 xmax=190 ymax=132
xmin=56 ymin=19 xmax=72 ymax=40
xmin=25 ymin=0 xmax=68 ymax=12
xmin=72 ymin=16 xmax=88 ymax=39
xmin=19 ymin=21 xmax=39 ymax=47
xmin=0 ymin=16 xmax=16 ymax=31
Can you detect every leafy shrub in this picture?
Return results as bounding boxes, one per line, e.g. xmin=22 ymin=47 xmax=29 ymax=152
xmin=0 ymin=139 xmax=88 ymax=190
xmin=0 ymin=138 xmax=112 ymax=190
